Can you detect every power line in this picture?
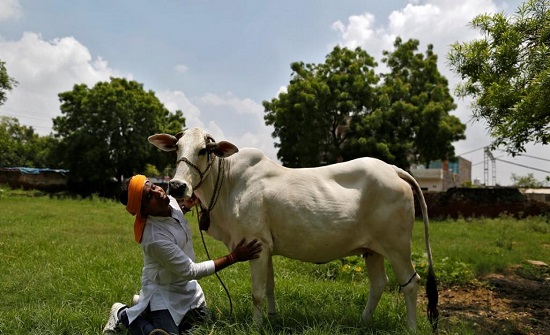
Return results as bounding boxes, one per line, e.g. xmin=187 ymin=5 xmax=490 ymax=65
xmin=0 ymin=111 xmax=53 ymax=123
xmin=516 ymin=153 xmax=550 ymax=162
xmin=493 ymin=149 xmax=550 ymax=162
xmin=0 ymin=108 xmax=55 ymax=132
xmin=457 ymin=146 xmax=486 ymax=156
xmin=495 ymin=158 xmax=550 ymax=174
xmin=471 ymin=154 xmax=506 ymax=167
xmin=0 ymin=108 xmax=54 ymax=121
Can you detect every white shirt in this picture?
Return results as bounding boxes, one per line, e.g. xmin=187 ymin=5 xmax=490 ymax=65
xmin=125 ymin=196 xmax=215 ymax=325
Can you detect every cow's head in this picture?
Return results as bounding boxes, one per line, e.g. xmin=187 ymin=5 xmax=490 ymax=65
xmin=148 ymin=127 xmax=239 ymax=199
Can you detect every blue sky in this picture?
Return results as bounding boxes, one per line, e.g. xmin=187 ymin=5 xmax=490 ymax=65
xmin=1 ymin=0 xmax=548 ymax=185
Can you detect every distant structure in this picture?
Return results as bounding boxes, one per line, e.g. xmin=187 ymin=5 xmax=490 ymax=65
xmin=484 ymin=147 xmax=497 ymax=186
xmin=0 ymin=167 xmax=68 ymax=192
xmin=410 ymin=157 xmax=472 ymax=192
xmin=520 ymin=188 xmax=550 ymax=205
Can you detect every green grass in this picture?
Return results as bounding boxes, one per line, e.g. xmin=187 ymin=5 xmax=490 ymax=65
xmin=413 ymin=215 xmax=550 ymax=280
xmin=0 ymin=190 xmax=548 ymax=334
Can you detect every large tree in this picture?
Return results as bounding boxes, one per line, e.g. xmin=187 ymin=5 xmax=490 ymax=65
xmin=448 ymin=0 xmax=550 ymax=154
xmin=345 ymin=38 xmax=466 ymax=169
xmin=263 ymin=46 xmax=378 ymax=167
xmin=53 ymin=77 xmax=185 ymax=195
xmin=0 ymin=60 xmax=17 ymax=107
xmin=264 ymin=41 xmax=465 ymax=170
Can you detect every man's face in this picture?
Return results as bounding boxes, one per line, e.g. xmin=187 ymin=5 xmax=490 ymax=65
xmin=140 ymin=180 xmax=170 ymax=215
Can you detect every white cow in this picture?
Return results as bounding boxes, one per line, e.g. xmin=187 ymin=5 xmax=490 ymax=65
xmin=148 ymin=127 xmax=438 ymax=331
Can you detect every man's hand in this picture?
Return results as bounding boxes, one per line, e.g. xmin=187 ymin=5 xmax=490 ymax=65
xmin=213 ymin=238 xmax=263 ymax=272
xmin=231 ymin=238 xmax=262 ymax=262
xmin=179 ymin=195 xmax=200 ymax=213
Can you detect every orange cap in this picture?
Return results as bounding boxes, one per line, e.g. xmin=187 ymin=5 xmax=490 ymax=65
xmin=126 ymin=174 xmax=147 ymax=243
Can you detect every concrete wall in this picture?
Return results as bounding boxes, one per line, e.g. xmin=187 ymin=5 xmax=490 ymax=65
xmin=417 ymin=187 xmax=550 ymax=219
xmin=0 ymin=168 xmax=68 ymax=192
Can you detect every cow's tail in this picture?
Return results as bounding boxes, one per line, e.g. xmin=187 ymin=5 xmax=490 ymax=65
xmin=394 ymin=166 xmax=439 ymax=332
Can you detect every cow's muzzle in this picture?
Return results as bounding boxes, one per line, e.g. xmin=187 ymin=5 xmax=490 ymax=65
xmin=168 ymin=179 xmax=188 ymax=199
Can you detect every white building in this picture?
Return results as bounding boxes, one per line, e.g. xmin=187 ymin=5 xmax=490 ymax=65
xmin=520 ymin=188 xmax=550 ymax=204
xmin=410 ymin=157 xmax=472 ymax=192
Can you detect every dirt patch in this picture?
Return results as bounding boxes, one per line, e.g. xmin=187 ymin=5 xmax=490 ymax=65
xmin=438 ymin=270 xmax=550 ymax=334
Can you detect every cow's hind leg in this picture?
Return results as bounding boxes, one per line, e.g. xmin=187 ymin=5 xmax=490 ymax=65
xmin=361 ymin=252 xmax=388 ymax=325
xmin=389 ymin=254 xmax=420 ymax=330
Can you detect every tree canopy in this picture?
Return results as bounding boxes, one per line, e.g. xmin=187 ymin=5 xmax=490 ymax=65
xmin=53 ymin=77 xmax=185 ymax=195
xmin=0 ymin=60 xmax=17 ymax=107
xmin=345 ymin=38 xmax=465 ymax=169
xmin=264 ymin=39 xmax=465 ymax=169
xmin=263 ymin=46 xmax=378 ymax=167
xmin=448 ymin=0 xmax=550 ymax=155
xmin=0 ymin=116 xmax=55 ymax=167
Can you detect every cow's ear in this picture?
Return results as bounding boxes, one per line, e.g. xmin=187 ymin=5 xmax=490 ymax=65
xmin=206 ymin=141 xmax=239 ymax=158
xmin=148 ymin=134 xmax=178 ymax=152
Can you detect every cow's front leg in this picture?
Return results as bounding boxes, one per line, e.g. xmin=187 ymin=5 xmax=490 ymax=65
xmin=249 ymin=251 xmax=271 ymax=324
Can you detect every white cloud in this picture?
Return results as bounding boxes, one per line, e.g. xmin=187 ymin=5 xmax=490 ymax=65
xmin=333 ymin=0 xmax=500 ymax=64
xmin=0 ymin=32 xmax=126 ymax=134
xmin=201 ymin=92 xmax=263 ymax=116
xmin=198 ymin=92 xmax=278 ymax=162
xmin=174 ymin=64 xmax=188 ymax=74
xmin=331 ymin=12 xmax=380 ymax=50
xmin=277 ymin=86 xmax=287 ymax=95
xmin=154 ymin=90 xmax=279 ymax=162
xmin=0 ymin=0 xmax=22 ymax=22
xmin=156 ymin=90 xmax=203 ymax=130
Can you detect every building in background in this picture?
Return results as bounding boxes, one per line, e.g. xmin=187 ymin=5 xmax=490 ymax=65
xmin=410 ymin=157 xmax=472 ymax=192
xmin=520 ymin=188 xmax=550 ymax=204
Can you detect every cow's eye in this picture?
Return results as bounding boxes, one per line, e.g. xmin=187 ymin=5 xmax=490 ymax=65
xmin=198 ymin=148 xmax=207 ymax=156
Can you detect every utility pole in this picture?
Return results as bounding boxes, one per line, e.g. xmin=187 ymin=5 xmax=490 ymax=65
xmin=484 ymin=147 xmax=496 ymax=186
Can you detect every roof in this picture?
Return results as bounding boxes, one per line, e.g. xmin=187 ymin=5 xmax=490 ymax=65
xmin=521 ymin=188 xmax=550 ymax=194
xmin=410 ymin=168 xmax=443 ymax=179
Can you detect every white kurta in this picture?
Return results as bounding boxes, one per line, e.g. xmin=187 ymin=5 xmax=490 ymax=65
xmin=125 ymin=196 xmax=215 ymax=325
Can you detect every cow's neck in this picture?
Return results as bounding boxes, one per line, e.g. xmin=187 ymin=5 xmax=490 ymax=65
xmin=196 ymin=156 xmax=227 ymax=215
xmin=195 ymin=156 xmax=234 ymax=242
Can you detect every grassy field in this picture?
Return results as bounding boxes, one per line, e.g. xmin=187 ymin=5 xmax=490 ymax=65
xmin=0 ymin=190 xmax=548 ymax=334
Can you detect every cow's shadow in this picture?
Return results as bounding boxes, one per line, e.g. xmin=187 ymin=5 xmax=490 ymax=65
xmin=206 ymin=292 xmax=431 ymax=334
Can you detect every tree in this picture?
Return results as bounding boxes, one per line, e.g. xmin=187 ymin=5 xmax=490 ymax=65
xmin=511 ymin=172 xmax=548 ymax=187
xmin=0 ymin=60 xmax=18 ymax=107
xmin=448 ymin=0 xmax=550 ymax=155
xmin=144 ymin=163 xmax=160 ymax=178
xmin=263 ymin=46 xmax=378 ymax=167
xmin=0 ymin=116 xmax=55 ymax=167
xmin=345 ymin=38 xmax=466 ymax=169
xmin=53 ymin=77 xmax=185 ymax=196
